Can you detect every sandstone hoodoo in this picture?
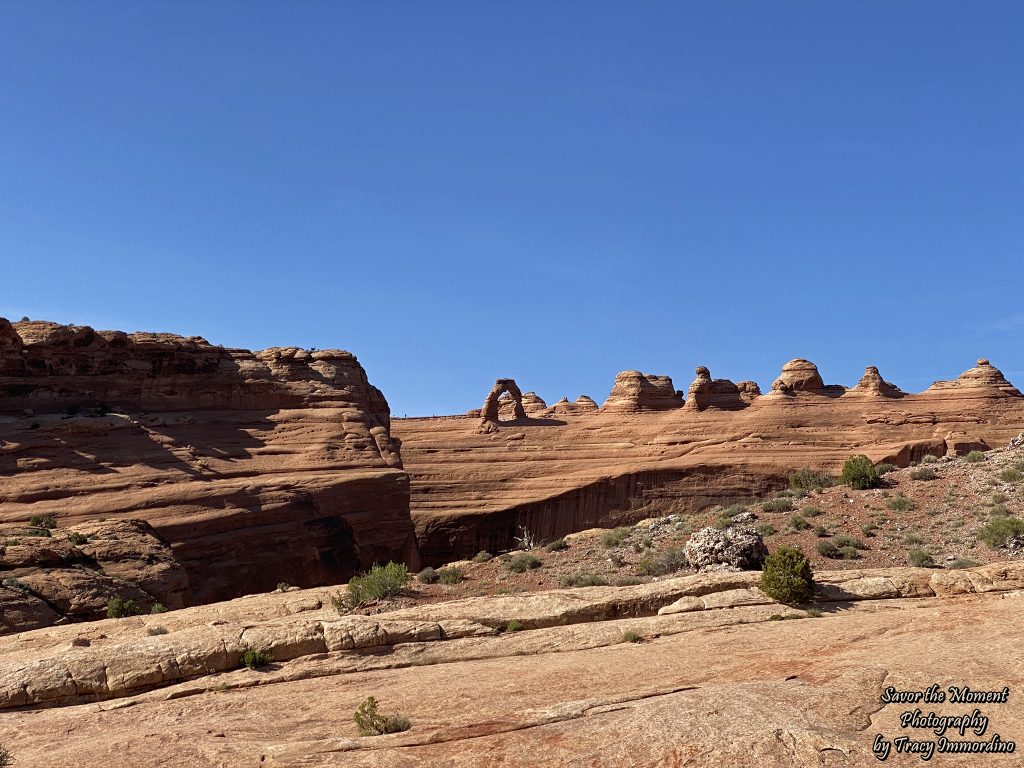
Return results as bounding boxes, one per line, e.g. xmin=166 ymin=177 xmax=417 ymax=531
xmin=770 ymin=358 xmax=828 ymax=394
xmin=600 ymin=370 xmax=684 ymax=413
xmin=924 ymin=358 xmax=1023 ymax=398
xmin=543 ymin=394 xmax=600 ymax=417
xmin=685 ymin=366 xmax=760 ymax=411
xmin=0 ymin=318 xmax=418 ymax=616
xmin=501 ymin=390 xmax=546 ymax=419
xmin=847 ymin=365 xmax=903 ymax=397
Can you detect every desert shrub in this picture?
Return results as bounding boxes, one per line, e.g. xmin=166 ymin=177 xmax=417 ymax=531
xmin=472 ymin=551 xmax=493 ymax=563
xmin=888 ymin=495 xmax=916 ymax=512
xmin=150 ymin=602 xmax=167 ymax=614
xmin=991 ymin=493 xmax=1008 ymax=504
xmin=998 ymin=468 xmax=1022 ymax=483
xmin=353 ymin=696 xmax=411 ymax=736
xmin=437 ymin=567 xmax=464 ymax=585
xmin=817 ymin=537 xmax=864 ymax=560
xmin=0 ymin=744 xmax=12 ymax=767
xmin=513 ymin=526 xmax=540 ymax=551
xmin=990 ymin=503 xmax=1010 ymax=517
xmin=560 ymin=572 xmax=608 ymax=588
xmin=963 ymin=451 xmax=986 ymax=463
xmin=979 ymin=516 xmax=1024 ymax=548
xmin=805 ymin=607 xmax=824 ymax=618
xmin=903 ymin=532 xmax=924 ymax=545
xmin=67 ymin=531 xmax=88 ymax=545
xmin=24 ymin=527 xmax=51 ymax=537
xmin=760 ymin=546 xmax=814 ymax=604
xmin=832 ymin=534 xmax=867 ymax=550
xmin=346 ymin=562 xmax=410 ymax=605
xmin=29 ymin=514 xmax=56 ymax=529
xmin=505 ymin=553 xmax=542 ymax=573
xmin=909 ymin=548 xmax=935 ymax=567
xmin=417 ymin=567 xmax=439 ymax=584
xmin=861 ymin=523 xmax=879 ymax=537
xmin=840 ymin=455 xmax=881 ymax=490
xmin=503 ymin=619 xmax=523 ymax=632
xmin=910 ymin=467 xmax=937 ymax=481
xmin=875 ymin=463 xmax=897 ymax=476
xmin=787 ymin=515 xmax=810 ymax=532
xmin=106 ymin=597 xmax=144 ymax=618
xmin=761 ymin=498 xmax=794 ymax=513
xmin=147 ymin=625 xmax=169 ymax=636
xmin=620 ymin=630 xmax=643 ymax=643
xmin=756 ymin=523 xmax=777 ymax=537
xmin=600 ymin=527 xmax=632 ymax=547
xmin=276 ymin=582 xmax=290 ymax=591
xmin=545 ymin=537 xmax=568 ymax=552
xmin=2 ymin=577 xmax=30 ymax=593
xmin=637 ymin=547 xmax=687 ymax=576
xmin=241 ymin=648 xmax=272 ymax=669
xmin=948 ymin=558 xmax=981 ymax=569
xmin=609 ymin=552 xmax=624 ymax=567
xmin=801 ymin=506 xmax=823 ymax=518
xmin=814 ymin=525 xmax=831 ymax=538
xmin=722 ymin=504 xmax=749 ymax=518
xmin=921 ymin=454 xmax=939 ymax=464
xmin=789 ymin=468 xmax=833 ymax=492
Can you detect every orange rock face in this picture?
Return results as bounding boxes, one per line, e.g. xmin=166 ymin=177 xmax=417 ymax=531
xmin=600 ymin=370 xmax=684 ymax=412
xmin=0 ymin=319 xmax=417 ymax=619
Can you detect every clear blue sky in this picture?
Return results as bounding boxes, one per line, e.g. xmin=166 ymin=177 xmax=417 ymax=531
xmin=2 ymin=3 xmax=1022 ymax=416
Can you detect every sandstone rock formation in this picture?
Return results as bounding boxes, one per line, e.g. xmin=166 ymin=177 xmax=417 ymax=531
xmin=770 ymin=358 xmax=827 ymax=393
xmin=925 ymin=358 xmax=1023 ymax=397
xmin=846 ymin=365 xmax=903 ymax=397
xmin=0 ymin=318 xmax=417 ymax=610
xmin=479 ymin=378 xmax=527 ymax=424
xmin=543 ymin=395 xmax=600 ymax=417
xmin=683 ymin=525 xmax=768 ymax=571
xmin=499 ymin=390 xmax=546 ymax=419
xmin=685 ymin=366 xmax=760 ymax=411
xmin=600 ymin=370 xmax=683 ymax=412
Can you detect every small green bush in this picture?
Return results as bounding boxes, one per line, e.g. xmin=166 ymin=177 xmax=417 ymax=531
xmin=68 ymin=532 xmax=88 ymax=545
xmin=276 ymin=582 xmax=290 ymax=591
xmin=241 ymin=648 xmax=272 ymax=669
xmin=963 ymin=450 xmax=986 ymax=463
xmin=805 ymin=608 xmax=824 ymax=618
xmin=29 ymin=514 xmax=56 ymax=529
xmin=760 ymin=546 xmax=814 ymax=604
xmin=998 ymin=468 xmax=1022 ymax=483
xmin=147 ymin=625 xmax=169 ymax=636
xmin=910 ymin=467 xmax=937 ymax=481
xmin=620 ymin=630 xmax=644 ymax=643
xmin=980 ymin=516 xmax=1024 ymax=548
xmin=875 ymin=463 xmax=898 ymax=476
xmin=761 ymin=497 xmax=794 ymax=513
xmin=505 ymin=553 xmax=542 ymax=573
xmin=832 ymin=534 xmax=867 ymax=550
xmin=106 ymin=597 xmax=144 ymax=618
xmin=560 ymin=572 xmax=608 ymax=588
xmin=787 ymin=515 xmax=810 ymax=532
xmin=150 ymin=602 xmax=167 ymax=614
xmin=948 ymin=558 xmax=981 ymax=569
xmin=437 ymin=567 xmax=464 ymax=585
xmin=789 ymin=468 xmax=833 ymax=492
xmin=609 ymin=552 xmax=624 ymax=567
xmin=801 ymin=506 xmax=823 ymax=518
xmin=909 ymin=548 xmax=935 ymax=567
xmin=346 ymin=562 xmax=410 ymax=606
xmin=637 ymin=547 xmax=687 ymax=576
xmin=600 ymin=527 xmax=632 ymax=547
xmin=353 ymin=696 xmax=411 ymax=736
xmin=756 ymin=523 xmax=777 ymax=537
xmin=417 ymin=567 xmax=439 ymax=584
xmin=472 ymin=551 xmax=493 ymax=563
xmin=814 ymin=525 xmax=831 ymax=538
xmin=888 ymin=495 xmax=916 ymax=512
xmin=921 ymin=454 xmax=939 ymax=464
xmin=991 ymin=493 xmax=1008 ymax=505
xmin=503 ymin=619 xmax=524 ymax=632
xmin=817 ymin=537 xmax=864 ymax=559
xmin=861 ymin=523 xmax=879 ymax=537
xmin=0 ymin=744 xmax=12 ymax=768
xmin=545 ymin=537 xmax=568 ymax=552
xmin=840 ymin=455 xmax=881 ymax=490
xmin=25 ymin=527 xmax=51 ymax=537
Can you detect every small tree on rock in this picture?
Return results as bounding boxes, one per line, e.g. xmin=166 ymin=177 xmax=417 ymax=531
xmin=760 ymin=546 xmax=814 ymax=605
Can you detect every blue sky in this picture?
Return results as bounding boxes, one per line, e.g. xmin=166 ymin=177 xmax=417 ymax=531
xmin=2 ymin=2 xmax=1022 ymax=416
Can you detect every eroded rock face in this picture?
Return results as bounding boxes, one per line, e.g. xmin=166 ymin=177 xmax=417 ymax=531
xmin=480 ymin=378 xmax=527 ymax=424
xmin=601 ymin=371 xmax=684 ymax=413
xmin=0 ymin=318 xmax=417 ymax=610
xmin=683 ymin=525 xmax=768 ymax=572
xmin=543 ymin=395 xmax=599 ymax=417
xmin=925 ymin=359 xmax=1023 ymax=397
xmin=499 ymin=391 xmax=546 ymax=419
xmin=770 ymin=358 xmax=826 ymax=394
xmin=847 ymin=366 xmax=903 ymax=397
xmin=685 ymin=366 xmax=759 ymax=411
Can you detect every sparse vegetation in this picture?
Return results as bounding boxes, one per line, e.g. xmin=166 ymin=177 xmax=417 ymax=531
xmin=789 ymin=468 xmax=833 ymax=492
xmin=353 ymin=696 xmax=411 ymax=737
xmin=67 ymin=531 xmax=88 ymax=545
xmin=979 ymin=516 xmax=1024 ymax=549
xmin=29 ymin=514 xmax=56 ymax=529
xmin=861 ymin=523 xmax=879 ymax=538
xmin=756 ymin=523 xmax=777 ymax=537
xmin=417 ymin=567 xmax=439 ymax=584
xmin=948 ymin=558 xmax=981 ymax=569
xmin=875 ymin=463 xmax=897 ymax=476
xmin=620 ymin=630 xmax=644 ymax=643
xmin=241 ymin=648 xmax=272 ymax=669
xmin=801 ymin=506 xmax=823 ymax=518
xmin=513 ymin=526 xmax=540 ymax=551
xmin=560 ymin=572 xmax=608 ymax=588
xmin=888 ymin=495 xmax=916 ymax=512
xmin=150 ymin=602 xmax=167 ymax=614
xmin=761 ymin=497 xmax=794 ymax=513
xmin=963 ymin=450 xmax=986 ymax=463
xmin=760 ymin=546 xmax=814 ymax=604
xmin=998 ymin=468 xmax=1022 ymax=483
xmin=600 ymin=527 xmax=632 ymax=547
xmin=637 ymin=547 xmax=687 ymax=576
xmin=503 ymin=619 xmax=524 ymax=633
xmin=505 ymin=553 xmax=542 ymax=573
xmin=343 ymin=562 xmax=410 ymax=607
xmin=437 ymin=567 xmax=464 ymax=585
xmin=909 ymin=548 xmax=935 ymax=567
xmin=921 ymin=454 xmax=939 ymax=464
xmin=840 ymin=455 xmax=881 ymax=490
xmin=910 ymin=467 xmax=937 ymax=481
xmin=472 ymin=551 xmax=493 ymax=563
xmin=805 ymin=607 xmax=824 ymax=618
xmin=106 ymin=597 xmax=144 ymax=618
xmin=817 ymin=536 xmax=866 ymax=560
xmin=276 ymin=582 xmax=290 ymax=591
xmin=147 ymin=625 xmax=169 ymax=636
xmin=787 ymin=514 xmax=810 ymax=531
xmin=0 ymin=744 xmax=12 ymax=767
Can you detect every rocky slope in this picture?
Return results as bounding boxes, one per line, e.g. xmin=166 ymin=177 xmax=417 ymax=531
xmin=395 ymin=359 xmax=1024 ymax=566
xmin=0 ymin=319 xmax=417 ymax=631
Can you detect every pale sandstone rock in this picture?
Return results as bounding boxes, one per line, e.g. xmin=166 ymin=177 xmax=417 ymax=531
xmin=600 ymin=370 xmax=683 ymax=412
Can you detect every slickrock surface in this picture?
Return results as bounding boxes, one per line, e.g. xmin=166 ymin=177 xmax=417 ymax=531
xmin=1 ymin=562 xmax=1022 ymax=766
xmin=395 ymin=359 xmax=1024 ymax=565
xmin=0 ymin=319 xmax=417 ymax=623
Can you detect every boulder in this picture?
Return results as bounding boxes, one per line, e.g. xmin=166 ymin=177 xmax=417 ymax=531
xmin=601 ymin=371 xmax=684 ymax=413
xmin=683 ymin=526 xmax=768 ymax=572
xmin=771 ymin=359 xmax=826 ymax=394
